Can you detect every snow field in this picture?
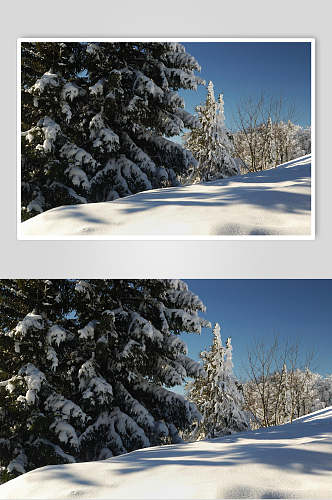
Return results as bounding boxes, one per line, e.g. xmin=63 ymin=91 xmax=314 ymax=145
xmin=21 ymin=155 xmax=311 ymax=238
xmin=1 ymin=405 xmax=331 ymax=499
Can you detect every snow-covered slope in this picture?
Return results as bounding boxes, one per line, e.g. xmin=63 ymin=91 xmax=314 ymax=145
xmin=1 ymin=406 xmax=331 ymax=499
xmin=21 ymin=155 xmax=312 ymax=238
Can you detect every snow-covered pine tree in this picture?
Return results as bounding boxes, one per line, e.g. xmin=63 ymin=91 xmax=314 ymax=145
xmin=0 ymin=279 xmax=78 ymax=482
xmin=0 ymin=279 xmax=209 ymax=482
xmin=21 ymin=42 xmax=203 ymax=219
xmin=219 ymin=336 xmax=249 ymax=434
xmin=184 ymin=81 xmax=239 ymax=182
xmin=187 ymin=323 xmax=248 ymax=439
xmin=21 ymin=42 xmax=87 ymax=218
xmin=186 ymin=323 xmax=225 ymax=439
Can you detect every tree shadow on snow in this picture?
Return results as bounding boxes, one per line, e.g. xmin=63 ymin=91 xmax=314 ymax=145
xmin=48 ymin=206 xmax=112 ymax=227
xmin=116 ymin=166 xmax=311 ymax=218
xmin=106 ymin=440 xmax=332 ymax=477
xmin=104 ymin=411 xmax=332 ymax=478
xmin=28 ymin=464 xmax=100 ymax=489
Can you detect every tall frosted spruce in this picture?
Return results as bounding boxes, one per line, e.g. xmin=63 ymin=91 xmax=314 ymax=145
xmin=187 ymin=323 xmax=248 ymax=439
xmin=185 ymin=81 xmax=239 ymax=182
xmin=21 ymin=42 xmax=204 ymax=218
xmin=0 ymin=279 xmax=209 ymax=482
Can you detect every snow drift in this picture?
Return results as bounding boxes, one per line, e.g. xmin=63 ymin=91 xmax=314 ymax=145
xmin=20 ymin=155 xmax=312 ymax=238
xmin=1 ymin=406 xmax=331 ymax=499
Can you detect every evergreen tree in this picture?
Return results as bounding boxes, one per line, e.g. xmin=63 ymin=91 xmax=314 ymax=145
xmin=21 ymin=42 xmax=204 ymax=219
xmin=21 ymin=43 xmax=86 ymax=218
xmin=220 ymin=337 xmax=249 ymax=434
xmin=0 ymin=279 xmax=210 ymax=482
xmin=187 ymin=323 xmax=248 ymax=439
xmin=184 ymin=81 xmax=239 ymax=182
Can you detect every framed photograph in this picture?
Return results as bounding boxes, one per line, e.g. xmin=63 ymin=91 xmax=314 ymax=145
xmin=17 ymin=38 xmax=314 ymax=240
xmin=0 ymin=278 xmax=330 ymax=499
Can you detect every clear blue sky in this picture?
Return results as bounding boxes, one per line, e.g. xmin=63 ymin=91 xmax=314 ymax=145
xmin=175 ymin=280 xmax=331 ymax=392
xmin=178 ymin=41 xmax=311 ymax=131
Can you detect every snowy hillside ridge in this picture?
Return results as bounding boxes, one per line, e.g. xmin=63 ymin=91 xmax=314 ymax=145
xmin=0 ymin=405 xmax=331 ymax=499
xmin=21 ymin=155 xmax=311 ymax=238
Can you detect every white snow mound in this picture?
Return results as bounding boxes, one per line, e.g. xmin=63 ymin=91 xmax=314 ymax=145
xmin=1 ymin=406 xmax=331 ymax=499
xmin=21 ymin=155 xmax=311 ymax=238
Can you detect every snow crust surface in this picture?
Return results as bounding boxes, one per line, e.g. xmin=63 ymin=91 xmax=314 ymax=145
xmin=21 ymin=155 xmax=311 ymax=237
xmin=1 ymin=406 xmax=331 ymax=499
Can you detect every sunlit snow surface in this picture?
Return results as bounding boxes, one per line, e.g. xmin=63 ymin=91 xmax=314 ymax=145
xmin=21 ymin=155 xmax=311 ymax=237
xmin=1 ymin=406 xmax=331 ymax=499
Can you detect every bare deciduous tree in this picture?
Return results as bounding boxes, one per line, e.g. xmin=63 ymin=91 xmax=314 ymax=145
xmin=232 ymin=94 xmax=309 ymax=173
xmin=244 ymin=337 xmax=316 ymax=428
